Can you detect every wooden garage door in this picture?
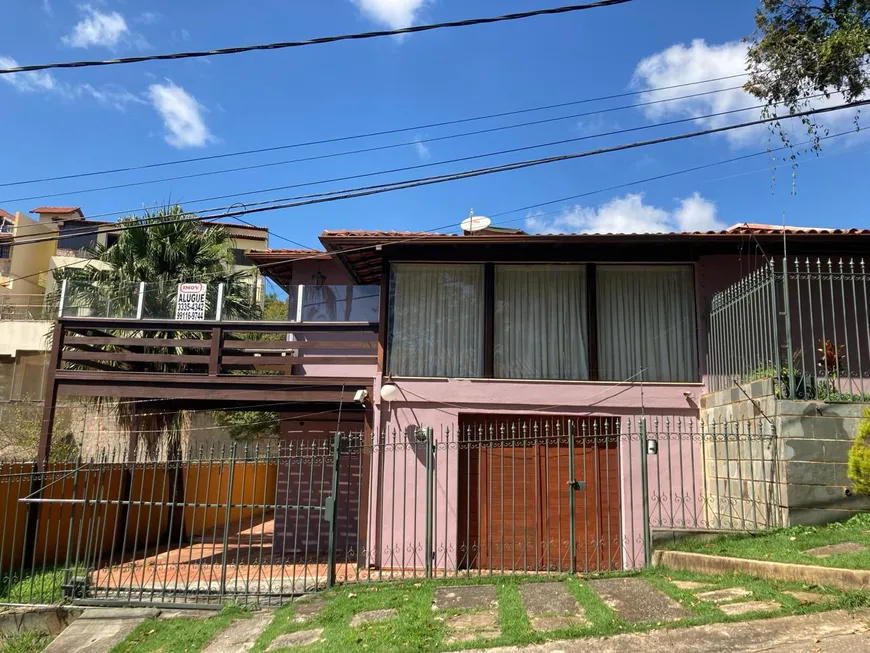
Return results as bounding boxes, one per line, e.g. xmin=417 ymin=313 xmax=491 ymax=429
xmin=457 ymin=414 xmax=621 ymax=573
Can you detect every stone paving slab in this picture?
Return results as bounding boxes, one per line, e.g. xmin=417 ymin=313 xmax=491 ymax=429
xmin=718 ymin=600 xmax=781 ymax=616
xmin=443 ymin=612 xmax=500 ymax=644
xmin=520 ymin=582 xmax=588 ymax=630
xmin=670 ymin=581 xmax=709 ymax=591
xmin=434 ymin=585 xmax=498 ymax=611
xmin=589 ymin=578 xmax=690 ymax=624
xmin=460 ymin=608 xmax=870 ymax=653
xmin=267 ymin=628 xmax=324 ymax=649
xmin=784 ymin=590 xmax=834 ymax=605
xmin=293 ymin=596 xmax=327 ymax=623
xmin=695 ymin=587 xmax=753 ymax=604
xmin=350 ymin=609 xmax=397 ymax=627
xmin=202 ymin=612 xmax=274 ymax=653
xmin=805 ymin=542 xmax=867 ymax=558
xmin=43 ymin=608 xmax=159 ymax=653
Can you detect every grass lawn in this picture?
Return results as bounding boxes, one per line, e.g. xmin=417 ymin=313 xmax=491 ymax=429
xmin=109 ymin=605 xmax=249 ymax=653
xmin=0 ymin=632 xmax=51 ymax=653
xmin=111 ymin=568 xmax=870 ymax=653
xmin=661 ymin=513 xmax=870 ymax=569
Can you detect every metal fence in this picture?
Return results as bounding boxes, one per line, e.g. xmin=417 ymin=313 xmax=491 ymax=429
xmin=708 ymin=257 xmax=870 ymax=401
xmin=0 ymin=417 xmax=779 ymax=608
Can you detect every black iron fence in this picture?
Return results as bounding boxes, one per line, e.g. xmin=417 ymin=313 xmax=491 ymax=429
xmin=0 ymin=417 xmax=779 ymax=608
xmin=709 ymin=257 xmax=870 ymax=401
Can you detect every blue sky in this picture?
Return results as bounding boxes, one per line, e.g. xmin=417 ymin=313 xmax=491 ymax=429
xmin=0 ymin=0 xmax=868 ymax=251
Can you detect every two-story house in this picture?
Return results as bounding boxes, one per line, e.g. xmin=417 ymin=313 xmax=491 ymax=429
xmin=247 ymin=224 xmax=870 ymax=574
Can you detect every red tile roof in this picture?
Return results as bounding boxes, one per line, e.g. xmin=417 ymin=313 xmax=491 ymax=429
xmin=0 ymin=209 xmax=13 ymax=221
xmin=248 ymin=248 xmax=331 ymax=260
xmin=31 ymin=206 xmax=83 ymax=216
xmin=320 ymin=223 xmax=870 ymax=238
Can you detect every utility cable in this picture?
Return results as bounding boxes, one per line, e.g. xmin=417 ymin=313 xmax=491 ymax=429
xmin=3 ymin=85 xmax=750 ymax=205
xmin=0 ymin=77 xmax=747 ymax=192
xmin=0 ymin=1 xmax=631 ymax=75
xmin=7 ymin=97 xmax=870 ymax=255
xmin=3 ymin=121 xmax=859 ymax=288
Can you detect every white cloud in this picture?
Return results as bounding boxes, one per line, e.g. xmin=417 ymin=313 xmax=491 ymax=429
xmin=0 ymin=56 xmax=57 ymax=93
xmin=413 ymin=137 xmax=431 ymax=161
xmin=148 ymin=81 xmax=213 ymax=148
xmin=76 ymin=83 xmax=146 ymax=110
xmin=525 ymin=192 xmax=724 ymax=235
xmin=632 ymin=39 xmax=860 ymax=147
xmin=62 ymin=5 xmax=129 ymax=49
xmin=352 ymin=0 xmax=426 ymax=29
xmin=42 ymin=0 xmax=54 ymax=17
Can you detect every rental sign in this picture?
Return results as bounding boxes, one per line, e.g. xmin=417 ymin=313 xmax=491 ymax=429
xmin=175 ymin=283 xmax=208 ymax=321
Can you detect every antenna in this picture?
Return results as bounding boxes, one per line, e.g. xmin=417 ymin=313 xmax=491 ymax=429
xmin=461 ymin=209 xmax=492 ymax=234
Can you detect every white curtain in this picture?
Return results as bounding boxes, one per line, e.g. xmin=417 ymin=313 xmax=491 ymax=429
xmin=495 ymin=265 xmax=588 ymax=380
xmin=388 ymin=264 xmax=484 ymax=377
xmin=597 ymin=265 xmax=698 ymax=382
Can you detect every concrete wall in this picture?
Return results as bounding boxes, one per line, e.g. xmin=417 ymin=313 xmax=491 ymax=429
xmin=701 ymin=379 xmax=870 ymax=527
xmin=0 ymin=320 xmax=51 ymax=358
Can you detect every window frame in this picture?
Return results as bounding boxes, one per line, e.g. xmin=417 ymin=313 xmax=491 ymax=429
xmin=385 ymin=261 xmax=700 ymax=383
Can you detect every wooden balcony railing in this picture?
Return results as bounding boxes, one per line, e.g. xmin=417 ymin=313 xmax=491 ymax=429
xmin=56 ymin=317 xmax=379 ymax=377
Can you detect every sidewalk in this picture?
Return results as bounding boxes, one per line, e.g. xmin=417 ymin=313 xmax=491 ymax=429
xmin=465 ymin=609 xmax=870 ymax=653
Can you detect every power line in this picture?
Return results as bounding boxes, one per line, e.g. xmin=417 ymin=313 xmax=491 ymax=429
xmin=5 ymin=94 xmax=804 ymax=230
xmin=0 ymin=73 xmax=747 ymax=190
xmin=8 ymin=97 xmax=869 ymax=259
xmin=0 ymin=1 xmax=631 ymax=76
xmin=4 ymin=122 xmax=859 ymax=289
xmin=3 ymin=85 xmax=749 ymax=206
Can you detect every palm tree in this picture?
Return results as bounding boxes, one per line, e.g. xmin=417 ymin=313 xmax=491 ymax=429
xmin=53 ymin=205 xmax=262 ymax=459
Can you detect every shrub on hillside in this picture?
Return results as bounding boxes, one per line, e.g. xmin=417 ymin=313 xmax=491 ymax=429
xmin=848 ymin=409 xmax=870 ymax=494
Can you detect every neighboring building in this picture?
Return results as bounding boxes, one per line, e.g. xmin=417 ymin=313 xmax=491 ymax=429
xmin=0 ymin=206 xmax=270 ymax=405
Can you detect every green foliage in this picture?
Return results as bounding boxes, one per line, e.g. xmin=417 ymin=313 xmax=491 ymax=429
xmin=0 ymin=399 xmax=77 ymax=461
xmin=746 ymin=1 xmax=869 ymax=151
xmin=211 ymin=410 xmax=280 ymax=442
xmin=847 ymin=408 xmax=870 ymax=493
xmin=0 ymin=631 xmax=51 ymax=653
xmin=110 ymin=605 xmax=248 ymax=653
xmin=49 ymin=206 xmax=263 ymax=457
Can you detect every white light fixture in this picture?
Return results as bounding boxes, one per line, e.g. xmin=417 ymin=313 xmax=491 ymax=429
xmin=380 ymin=383 xmax=399 ymax=402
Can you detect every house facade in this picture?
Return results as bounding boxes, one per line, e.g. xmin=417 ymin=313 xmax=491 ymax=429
xmin=251 ymin=225 xmax=870 ymax=573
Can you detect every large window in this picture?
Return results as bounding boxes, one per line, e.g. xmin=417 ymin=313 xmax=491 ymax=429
xmin=387 ymin=262 xmax=698 ymax=382
xmin=388 ymin=264 xmax=484 ymax=377
xmin=597 ymin=265 xmax=698 ymax=382
xmin=495 ymin=265 xmax=588 ymax=380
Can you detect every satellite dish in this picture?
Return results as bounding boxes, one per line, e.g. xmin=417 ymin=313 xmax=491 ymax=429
xmin=461 ymin=212 xmax=492 ymax=233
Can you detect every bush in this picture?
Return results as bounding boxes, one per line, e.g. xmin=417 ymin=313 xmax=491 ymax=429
xmin=847 ymin=409 xmax=870 ymax=494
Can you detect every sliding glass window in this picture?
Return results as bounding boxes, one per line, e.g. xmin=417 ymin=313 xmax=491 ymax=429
xmin=388 ymin=264 xmax=484 ymax=377
xmin=597 ymin=265 xmax=698 ymax=382
xmin=495 ymin=265 xmax=588 ymax=380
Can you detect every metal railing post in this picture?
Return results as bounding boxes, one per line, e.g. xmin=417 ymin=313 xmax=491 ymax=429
xmin=295 ymin=285 xmax=304 ymax=322
xmin=639 ymin=419 xmax=652 ymax=567
xmin=136 ymin=281 xmax=146 ymax=320
xmin=58 ymin=279 xmax=67 ymax=318
xmin=767 ymin=260 xmax=783 ymax=396
xmin=567 ymin=420 xmax=577 ymax=574
xmin=424 ymin=427 xmax=434 ymax=579
xmin=215 ymin=283 xmax=225 ymax=322
xmin=219 ymin=443 xmax=237 ymax=600
xmin=781 ymin=257 xmax=795 ymax=398
xmin=326 ymin=431 xmax=343 ymax=589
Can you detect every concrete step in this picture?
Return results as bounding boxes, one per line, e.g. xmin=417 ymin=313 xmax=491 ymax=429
xmin=43 ymin=608 xmax=159 ymax=653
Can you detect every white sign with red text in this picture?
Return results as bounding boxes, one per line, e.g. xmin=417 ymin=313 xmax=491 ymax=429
xmin=175 ymin=283 xmax=208 ymax=321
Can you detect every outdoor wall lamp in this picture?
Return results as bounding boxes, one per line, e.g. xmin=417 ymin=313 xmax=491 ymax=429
xmin=380 ymin=383 xmax=399 ymax=402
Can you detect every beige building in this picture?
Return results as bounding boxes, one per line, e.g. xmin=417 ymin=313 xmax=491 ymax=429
xmin=0 ymin=206 xmax=270 ymax=407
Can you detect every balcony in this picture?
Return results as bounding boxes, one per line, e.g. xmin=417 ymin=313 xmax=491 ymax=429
xmin=46 ymin=282 xmax=381 ymax=405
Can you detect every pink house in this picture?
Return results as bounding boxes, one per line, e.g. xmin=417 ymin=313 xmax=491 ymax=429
xmin=249 ymin=224 xmax=870 ymax=574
